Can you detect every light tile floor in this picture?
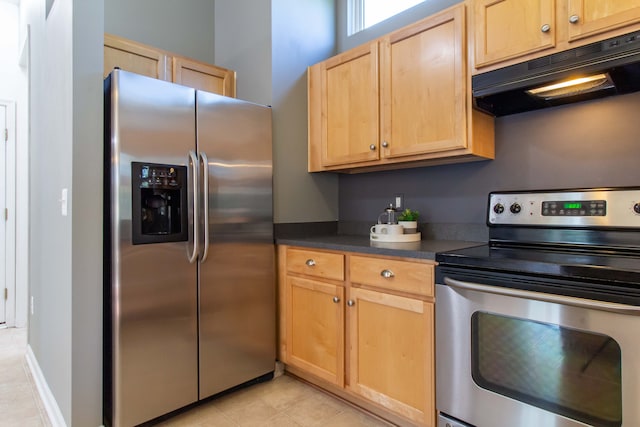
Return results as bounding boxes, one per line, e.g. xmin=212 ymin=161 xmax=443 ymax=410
xmin=155 ymin=374 xmax=392 ymax=427
xmin=1 ymin=327 xmax=391 ymax=427
xmin=0 ymin=327 xmax=50 ymax=427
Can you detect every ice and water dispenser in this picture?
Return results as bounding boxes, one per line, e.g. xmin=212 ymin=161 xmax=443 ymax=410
xmin=131 ymin=162 xmax=188 ymax=244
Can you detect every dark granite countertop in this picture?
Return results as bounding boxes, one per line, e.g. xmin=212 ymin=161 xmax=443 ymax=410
xmin=276 ymin=234 xmax=484 ymax=260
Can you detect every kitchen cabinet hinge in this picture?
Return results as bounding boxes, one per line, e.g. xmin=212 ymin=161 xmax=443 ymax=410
xmin=4 ymin=128 xmax=7 ymax=142
xmin=4 ymin=288 xmax=7 ymax=300
xmin=4 ymin=208 xmax=7 ymax=221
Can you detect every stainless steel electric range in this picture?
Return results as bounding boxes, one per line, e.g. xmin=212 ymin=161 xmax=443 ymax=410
xmin=435 ymin=187 xmax=640 ymax=427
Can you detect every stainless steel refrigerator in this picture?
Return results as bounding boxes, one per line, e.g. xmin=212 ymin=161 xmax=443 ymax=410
xmin=104 ymin=69 xmax=275 ymax=427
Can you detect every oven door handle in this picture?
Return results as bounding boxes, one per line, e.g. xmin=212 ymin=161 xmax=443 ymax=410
xmin=444 ymin=277 xmax=640 ymax=315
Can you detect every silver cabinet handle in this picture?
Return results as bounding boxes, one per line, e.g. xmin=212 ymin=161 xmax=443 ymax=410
xmin=541 ymin=24 xmax=550 ymax=32
xmin=347 ymin=300 xmax=355 ymax=307
xmin=305 ymin=259 xmax=316 ymax=267
xmin=569 ymin=14 xmax=579 ymax=24
xmin=381 ymin=141 xmax=389 ymax=148
xmin=333 ymin=296 xmax=340 ymax=303
xmin=199 ymin=151 xmax=210 ymax=263
xmin=443 ymin=277 xmax=640 ymax=315
xmin=187 ymin=151 xmax=199 ymax=264
xmin=380 ymin=269 xmax=395 ymax=278
xmin=369 ymin=144 xmax=377 ymax=151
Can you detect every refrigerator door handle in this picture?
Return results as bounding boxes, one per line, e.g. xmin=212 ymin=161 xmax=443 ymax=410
xmin=188 ymin=150 xmax=199 ymax=263
xmin=199 ymin=151 xmax=210 ymax=263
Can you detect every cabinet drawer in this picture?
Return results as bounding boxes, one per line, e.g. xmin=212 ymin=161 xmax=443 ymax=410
xmin=350 ymin=255 xmax=434 ymax=297
xmin=286 ymin=248 xmax=345 ymax=281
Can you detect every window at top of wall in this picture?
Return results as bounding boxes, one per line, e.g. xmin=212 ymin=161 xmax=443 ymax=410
xmin=348 ymin=0 xmax=425 ymax=35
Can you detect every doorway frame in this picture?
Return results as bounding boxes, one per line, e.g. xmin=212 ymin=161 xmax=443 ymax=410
xmin=1 ymin=99 xmax=17 ymax=327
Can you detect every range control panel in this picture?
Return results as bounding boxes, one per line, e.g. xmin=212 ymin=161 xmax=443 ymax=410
xmin=488 ymin=188 xmax=640 ymax=227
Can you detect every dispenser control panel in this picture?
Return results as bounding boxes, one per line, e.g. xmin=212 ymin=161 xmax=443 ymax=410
xmin=139 ymin=165 xmax=180 ymax=189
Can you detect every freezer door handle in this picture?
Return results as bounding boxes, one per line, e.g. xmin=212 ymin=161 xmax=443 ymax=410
xmin=188 ymin=150 xmax=199 ymax=263
xmin=199 ymin=151 xmax=210 ymax=263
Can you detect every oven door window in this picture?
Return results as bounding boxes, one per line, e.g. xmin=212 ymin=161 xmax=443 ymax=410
xmin=471 ymin=312 xmax=622 ymax=427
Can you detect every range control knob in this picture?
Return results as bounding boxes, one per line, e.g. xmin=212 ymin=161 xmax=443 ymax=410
xmin=493 ymin=203 xmax=505 ymax=214
xmin=510 ymin=203 xmax=522 ymax=214
xmin=634 ymin=203 xmax=640 ymax=214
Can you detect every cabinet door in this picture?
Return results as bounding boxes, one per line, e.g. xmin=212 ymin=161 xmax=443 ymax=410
xmin=474 ymin=0 xmax=556 ymax=68
xmin=287 ymin=276 xmax=345 ymax=386
xmin=104 ymin=34 xmax=170 ymax=80
xmin=173 ymin=57 xmax=236 ymax=97
xmin=380 ymin=5 xmax=466 ymax=158
xmin=348 ymin=288 xmax=435 ymax=426
xmin=566 ymin=0 xmax=640 ymax=42
xmin=320 ymin=42 xmax=380 ymax=167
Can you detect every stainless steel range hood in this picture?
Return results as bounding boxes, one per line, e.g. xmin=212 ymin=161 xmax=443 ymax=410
xmin=472 ymin=30 xmax=640 ymax=116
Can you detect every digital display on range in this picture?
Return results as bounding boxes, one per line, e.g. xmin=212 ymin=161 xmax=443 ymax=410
xmin=542 ymin=200 xmax=606 ymax=216
xmin=564 ymin=202 xmax=582 ymax=209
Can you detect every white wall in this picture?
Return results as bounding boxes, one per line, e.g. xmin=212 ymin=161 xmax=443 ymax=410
xmin=0 ymin=0 xmax=28 ymax=328
xmin=20 ymin=0 xmax=103 ymax=425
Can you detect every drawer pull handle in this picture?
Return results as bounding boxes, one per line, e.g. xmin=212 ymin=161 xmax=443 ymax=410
xmin=333 ymin=296 xmax=340 ymax=303
xmin=347 ymin=300 xmax=355 ymax=307
xmin=305 ymin=259 xmax=316 ymax=267
xmin=380 ymin=269 xmax=395 ymax=278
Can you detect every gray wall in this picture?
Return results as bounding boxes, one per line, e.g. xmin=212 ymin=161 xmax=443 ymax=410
xmin=104 ymin=0 xmax=216 ymax=64
xmin=271 ymin=0 xmax=338 ymax=223
xmin=214 ymin=0 xmax=339 ymax=223
xmin=340 ymin=92 xmax=640 ymax=225
xmin=213 ymin=0 xmax=272 ymax=104
xmin=21 ymin=0 xmax=104 ymax=425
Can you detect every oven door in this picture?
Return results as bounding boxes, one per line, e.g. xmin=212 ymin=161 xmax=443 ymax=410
xmin=436 ymin=275 xmax=640 ymax=427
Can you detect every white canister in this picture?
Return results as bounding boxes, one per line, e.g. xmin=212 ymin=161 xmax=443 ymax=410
xmin=371 ymin=224 xmax=404 ymax=235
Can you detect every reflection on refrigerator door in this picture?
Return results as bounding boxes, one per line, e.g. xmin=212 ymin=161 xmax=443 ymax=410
xmin=104 ymin=69 xmax=275 ymax=427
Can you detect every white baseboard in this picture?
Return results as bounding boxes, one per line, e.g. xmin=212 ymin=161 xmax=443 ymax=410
xmin=25 ymin=345 xmax=68 ymax=427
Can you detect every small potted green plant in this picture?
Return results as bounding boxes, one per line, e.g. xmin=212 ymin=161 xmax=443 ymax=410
xmin=397 ymin=208 xmax=419 ymax=234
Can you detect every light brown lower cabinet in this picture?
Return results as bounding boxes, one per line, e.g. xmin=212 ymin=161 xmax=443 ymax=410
xmin=287 ymin=275 xmax=345 ymax=386
xmin=278 ymin=245 xmax=436 ymax=427
xmin=348 ymin=287 xmax=434 ymax=425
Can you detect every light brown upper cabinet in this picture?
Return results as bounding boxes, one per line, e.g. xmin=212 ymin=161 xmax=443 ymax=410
xmin=104 ymin=33 xmax=170 ymax=80
xmin=473 ymin=0 xmax=640 ymax=71
xmin=380 ymin=8 xmax=466 ymax=160
xmin=173 ymin=57 xmax=236 ymax=98
xmin=104 ymin=33 xmax=236 ymax=97
xmin=567 ymin=0 xmax=640 ymax=42
xmin=314 ymin=42 xmax=380 ymax=167
xmin=308 ymin=3 xmax=495 ymax=173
